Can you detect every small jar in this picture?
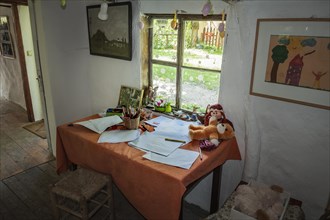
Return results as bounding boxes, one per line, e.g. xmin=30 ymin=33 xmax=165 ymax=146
xmin=165 ymin=104 xmax=172 ymax=113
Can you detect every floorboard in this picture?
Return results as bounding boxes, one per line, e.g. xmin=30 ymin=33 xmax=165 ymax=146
xmin=0 ymin=98 xmax=54 ymax=180
xmin=0 ymin=181 xmax=37 ymax=220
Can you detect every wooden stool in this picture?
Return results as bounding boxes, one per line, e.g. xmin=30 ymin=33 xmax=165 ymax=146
xmin=50 ymin=167 xmax=114 ymax=220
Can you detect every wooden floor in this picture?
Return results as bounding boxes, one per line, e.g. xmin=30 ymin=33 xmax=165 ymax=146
xmin=0 ymin=99 xmax=208 ymax=220
xmin=0 ymin=98 xmax=53 ymax=180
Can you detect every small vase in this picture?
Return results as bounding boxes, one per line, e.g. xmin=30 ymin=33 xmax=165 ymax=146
xmin=165 ymin=104 xmax=172 ymax=113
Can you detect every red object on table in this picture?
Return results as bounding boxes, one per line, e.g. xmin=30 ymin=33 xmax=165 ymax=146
xmin=56 ymin=114 xmax=241 ymax=220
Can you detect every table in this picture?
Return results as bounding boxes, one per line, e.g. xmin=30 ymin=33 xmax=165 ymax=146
xmin=56 ymin=114 xmax=241 ymax=220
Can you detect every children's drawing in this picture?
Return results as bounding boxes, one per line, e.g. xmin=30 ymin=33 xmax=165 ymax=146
xmin=265 ymin=35 xmax=330 ymax=91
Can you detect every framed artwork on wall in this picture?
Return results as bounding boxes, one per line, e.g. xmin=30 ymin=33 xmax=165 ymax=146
xmin=250 ymin=18 xmax=330 ymax=110
xmin=118 ymin=86 xmax=144 ymax=109
xmin=0 ymin=16 xmax=15 ymax=59
xmin=86 ymin=2 xmax=132 ymax=61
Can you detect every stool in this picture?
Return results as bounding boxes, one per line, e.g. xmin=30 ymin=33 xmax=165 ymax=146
xmin=50 ymin=167 xmax=114 ymax=220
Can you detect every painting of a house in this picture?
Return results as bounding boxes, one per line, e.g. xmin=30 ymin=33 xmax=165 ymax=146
xmin=265 ymin=35 xmax=330 ymax=91
xmin=87 ymin=2 xmax=132 ymax=60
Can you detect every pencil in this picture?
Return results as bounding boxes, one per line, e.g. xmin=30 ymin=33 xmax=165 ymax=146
xmin=164 ymin=138 xmax=186 ymax=143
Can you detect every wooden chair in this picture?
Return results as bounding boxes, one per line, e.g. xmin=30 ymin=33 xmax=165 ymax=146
xmin=50 ymin=167 xmax=114 ymax=220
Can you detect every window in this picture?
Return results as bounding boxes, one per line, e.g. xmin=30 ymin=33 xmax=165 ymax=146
xmin=148 ymin=14 xmax=225 ymax=113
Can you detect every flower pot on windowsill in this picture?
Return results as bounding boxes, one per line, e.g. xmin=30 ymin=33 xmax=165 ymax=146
xmin=165 ymin=104 xmax=172 ymax=113
xmin=154 ymin=106 xmax=165 ymax=112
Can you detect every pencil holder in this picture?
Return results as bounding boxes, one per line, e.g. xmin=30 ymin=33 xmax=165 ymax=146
xmin=123 ymin=116 xmax=140 ymax=130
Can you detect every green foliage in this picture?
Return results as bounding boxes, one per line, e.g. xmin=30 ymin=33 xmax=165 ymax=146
xmin=201 ymin=45 xmax=222 ymax=55
xmin=153 ymin=64 xmax=220 ymax=90
xmin=153 ymin=19 xmax=177 ymax=50
xmin=182 ymin=69 xmax=220 ymax=90
xmin=151 ymin=18 xmax=222 ymax=111
xmin=153 ymin=49 xmax=176 ymax=59
xmin=152 ymin=19 xmax=222 ymax=55
xmin=153 ymin=64 xmax=176 ymax=82
xmin=181 ymin=103 xmax=206 ymax=113
xmin=271 ymin=45 xmax=289 ymax=63
xmin=184 ymin=21 xmax=193 ymax=49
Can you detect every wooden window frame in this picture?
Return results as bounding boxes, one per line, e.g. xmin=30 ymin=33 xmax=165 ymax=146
xmin=147 ymin=14 xmax=224 ymax=110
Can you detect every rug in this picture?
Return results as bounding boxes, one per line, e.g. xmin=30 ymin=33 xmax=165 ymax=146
xmin=23 ymin=119 xmax=47 ymax=139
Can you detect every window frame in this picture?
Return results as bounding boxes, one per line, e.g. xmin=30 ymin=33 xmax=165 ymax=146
xmin=147 ymin=14 xmax=225 ymax=111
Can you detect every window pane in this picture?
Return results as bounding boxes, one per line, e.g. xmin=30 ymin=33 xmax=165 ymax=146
xmin=152 ymin=64 xmax=177 ymax=105
xmin=183 ymin=20 xmax=224 ymax=71
xmin=152 ymin=19 xmax=178 ymax=63
xmin=181 ymin=68 xmax=220 ymax=112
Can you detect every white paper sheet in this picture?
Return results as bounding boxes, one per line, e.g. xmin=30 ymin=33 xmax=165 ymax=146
xmin=144 ymin=116 xmax=173 ymax=127
xmin=75 ymin=115 xmax=123 ymax=134
xmin=143 ymin=148 xmax=199 ymax=169
xmin=128 ymin=132 xmax=183 ymax=156
xmin=153 ymin=119 xmax=199 ymax=143
xmin=98 ymin=130 xmax=140 ymax=143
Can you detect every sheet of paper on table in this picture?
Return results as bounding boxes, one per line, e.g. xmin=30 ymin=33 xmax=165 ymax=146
xmin=144 ymin=116 xmax=173 ymax=127
xmin=143 ymin=148 xmax=199 ymax=169
xmin=128 ymin=132 xmax=183 ymax=156
xmin=75 ymin=115 xmax=123 ymax=134
xmin=153 ymin=118 xmax=199 ymax=143
xmin=98 ymin=130 xmax=140 ymax=143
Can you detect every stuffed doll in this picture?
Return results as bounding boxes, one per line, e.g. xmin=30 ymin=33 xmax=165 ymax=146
xmin=203 ymin=104 xmax=235 ymax=130
xmin=204 ymin=104 xmax=224 ymax=126
xmin=189 ymin=116 xmax=235 ymax=146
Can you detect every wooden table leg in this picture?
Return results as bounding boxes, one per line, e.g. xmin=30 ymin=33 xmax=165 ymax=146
xmin=179 ymin=164 xmax=223 ymax=219
xmin=210 ymin=165 xmax=222 ymax=213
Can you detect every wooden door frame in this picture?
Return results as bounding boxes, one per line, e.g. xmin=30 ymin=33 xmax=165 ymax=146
xmin=13 ymin=2 xmax=34 ymax=122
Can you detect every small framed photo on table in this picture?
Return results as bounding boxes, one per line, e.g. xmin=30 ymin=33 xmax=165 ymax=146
xmin=118 ymin=86 xmax=144 ymax=109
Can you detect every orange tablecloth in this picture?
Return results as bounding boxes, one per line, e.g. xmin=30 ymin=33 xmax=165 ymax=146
xmin=56 ymin=115 xmax=241 ymax=220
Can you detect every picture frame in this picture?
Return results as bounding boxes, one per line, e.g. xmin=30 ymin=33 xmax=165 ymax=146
xmin=250 ymin=18 xmax=330 ymax=110
xmin=86 ymin=2 xmax=132 ymax=61
xmin=0 ymin=16 xmax=15 ymax=59
xmin=118 ymin=86 xmax=144 ymax=109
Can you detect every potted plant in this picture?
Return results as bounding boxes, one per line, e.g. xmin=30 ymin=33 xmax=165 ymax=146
xmin=154 ymin=99 xmax=167 ymax=112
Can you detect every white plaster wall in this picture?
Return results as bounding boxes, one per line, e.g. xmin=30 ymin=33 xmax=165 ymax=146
xmin=18 ymin=5 xmax=43 ymax=121
xmin=32 ymin=0 xmax=142 ymax=153
xmin=221 ymin=1 xmax=330 ymax=219
xmin=33 ymin=0 xmax=329 ymax=219
xmin=0 ymin=6 xmax=26 ymax=110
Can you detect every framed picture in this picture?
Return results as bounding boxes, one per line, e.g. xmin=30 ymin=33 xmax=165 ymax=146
xmin=86 ymin=2 xmax=132 ymax=60
xmin=250 ymin=18 xmax=330 ymax=110
xmin=0 ymin=16 xmax=15 ymax=59
xmin=118 ymin=86 xmax=144 ymax=109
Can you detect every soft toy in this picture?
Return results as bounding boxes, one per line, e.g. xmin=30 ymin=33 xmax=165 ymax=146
xmin=234 ymin=184 xmax=285 ymax=220
xmin=204 ymin=104 xmax=224 ymax=126
xmin=203 ymin=103 xmax=235 ymax=130
xmin=189 ymin=116 xmax=235 ymax=145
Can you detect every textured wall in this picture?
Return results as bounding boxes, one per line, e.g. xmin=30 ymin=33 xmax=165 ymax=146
xmin=220 ymin=1 xmax=330 ymax=219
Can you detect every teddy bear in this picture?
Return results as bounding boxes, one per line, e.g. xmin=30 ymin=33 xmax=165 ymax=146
xmin=233 ymin=184 xmax=285 ymax=220
xmin=189 ymin=115 xmax=235 ymax=146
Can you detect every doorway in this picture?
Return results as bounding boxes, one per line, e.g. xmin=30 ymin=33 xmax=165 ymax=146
xmin=0 ymin=2 xmax=52 ymax=153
